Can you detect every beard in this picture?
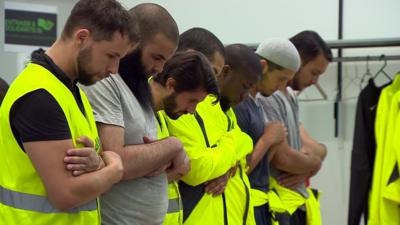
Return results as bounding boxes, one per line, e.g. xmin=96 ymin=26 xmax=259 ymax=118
xmin=119 ymin=48 xmax=154 ymax=112
xmin=219 ymin=95 xmax=231 ymax=112
xmin=163 ymin=93 xmax=186 ymax=120
xmin=76 ymin=46 xmax=99 ymax=86
xmin=289 ymin=71 xmax=302 ymax=91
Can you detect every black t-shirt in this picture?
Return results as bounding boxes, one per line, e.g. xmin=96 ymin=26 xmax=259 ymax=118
xmin=234 ymin=97 xmax=270 ymax=192
xmin=10 ymin=49 xmax=85 ymax=150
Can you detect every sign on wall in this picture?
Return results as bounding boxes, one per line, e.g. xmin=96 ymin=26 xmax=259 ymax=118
xmin=4 ymin=2 xmax=57 ymax=53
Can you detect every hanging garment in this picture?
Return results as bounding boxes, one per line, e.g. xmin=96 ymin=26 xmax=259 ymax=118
xmin=348 ymin=78 xmax=390 ymax=225
xmin=368 ymin=74 xmax=400 ymax=225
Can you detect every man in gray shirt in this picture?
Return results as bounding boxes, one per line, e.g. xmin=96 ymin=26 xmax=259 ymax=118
xmin=81 ymin=4 xmax=187 ymax=225
xmin=257 ymin=31 xmax=332 ymax=225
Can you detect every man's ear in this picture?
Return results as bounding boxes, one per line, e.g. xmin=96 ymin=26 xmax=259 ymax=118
xmin=218 ymin=64 xmax=231 ymax=81
xmin=260 ymin=59 xmax=269 ymax=74
xmin=165 ymin=77 xmax=176 ymax=95
xmin=73 ymin=29 xmax=91 ymax=46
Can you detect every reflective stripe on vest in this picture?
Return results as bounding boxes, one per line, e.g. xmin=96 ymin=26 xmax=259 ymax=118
xmin=167 ymin=198 xmax=180 ymax=213
xmin=237 ymin=165 xmax=250 ymax=225
xmin=0 ymin=185 xmax=96 ymax=213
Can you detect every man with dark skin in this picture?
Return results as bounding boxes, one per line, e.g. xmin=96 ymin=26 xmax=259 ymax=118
xmin=235 ymin=38 xmax=301 ymax=225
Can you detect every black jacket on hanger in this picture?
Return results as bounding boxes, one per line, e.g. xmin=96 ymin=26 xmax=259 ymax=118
xmin=348 ymin=78 xmax=390 ymax=225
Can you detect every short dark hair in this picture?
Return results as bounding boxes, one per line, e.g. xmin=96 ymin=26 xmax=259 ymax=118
xmin=178 ymin=27 xmax=225 ymax=61
xmin=153 ymin=51 xmax=219 ymax=102
xmin=129 ymin=3 xmax=179 ymax=45
xmin=225 ymin=44 xmax=262 ymax=79
xmin=0 ymin=78 xmax=9 ymax=105
xmin=61 ymin=0 xmax=139 ymax=42
xmin=290 ymin=30 xmax=332 ymax=64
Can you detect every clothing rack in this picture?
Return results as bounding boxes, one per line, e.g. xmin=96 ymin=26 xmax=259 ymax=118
xmin=248 ymin=37 xmax=400 ymax=61
xmin=248 ymin=37 xmax=400 ymax=137
xmin=328 ymin=37 xmax=400 ymax=49
xmin=330 ymin=37 xmax=400 ymax=137
xmin=330 ymin=38 xmax=400 ymax=62
xmin=333 ymin=54 xmax=400 ymax=62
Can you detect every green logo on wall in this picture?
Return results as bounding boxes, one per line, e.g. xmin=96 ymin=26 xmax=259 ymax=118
xmin=37 ymin=18 xmax=54 ymax=31
xmin=5 ymin=18 xmax=55 ymax=33
xmin=5 ymin=9 xmax=57 ymax=47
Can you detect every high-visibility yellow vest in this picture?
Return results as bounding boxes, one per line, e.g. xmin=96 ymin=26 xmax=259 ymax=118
xmin=0 ymin=63 xmax=101 ymax=225
xmin=224 ymin=107 xmax=256 ymax=225
xmin=251 ymin=177 xmax=321 ymax=225
xmin=369 ymin=75 xmax=400 ymax=225
xmin=164 ymin=95 xmax=254 ymax=225
xmin=164 ymin=181 xmax=184 ymax=225
xmin=156 ymin=111 xmax=184 ymax=225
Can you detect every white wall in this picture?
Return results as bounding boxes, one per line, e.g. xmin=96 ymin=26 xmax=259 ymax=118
xmin=122 ymin=0 xmax=339 ymax=44
xmin=0 ymin=0 xmax=399 ymax=224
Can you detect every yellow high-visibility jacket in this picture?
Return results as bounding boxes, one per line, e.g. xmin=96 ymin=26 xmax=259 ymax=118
xmin=369 ymin=75 xmax=400 ymax=225
xmin=224 ymin=107 xmax=256 ymax=225
xmin=251 ymin=177 xmax=321 ymax=225
xmin=164 ymin=95 xmax=255 ymax=225
xmin=156 ymin=111 xmax=184 ymax=225
xmin=0 ymin=63 xmax=101 ymax=225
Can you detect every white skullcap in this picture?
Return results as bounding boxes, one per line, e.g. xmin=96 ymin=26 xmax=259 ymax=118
xmin=255 ymin=38 xmax=301 ymax=71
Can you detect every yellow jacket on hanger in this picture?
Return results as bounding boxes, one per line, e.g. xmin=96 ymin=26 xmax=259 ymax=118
xmin=0 ymin=63 xmax=100 ymax=225
xmin=369 ymin=75 xmax=400 ymax=225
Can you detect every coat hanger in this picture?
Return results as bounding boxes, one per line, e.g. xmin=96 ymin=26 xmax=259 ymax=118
xmin=374 ymin=54 xmax=392 ymax=81
xmin=360 ymin=56 xmax=372 ymax=89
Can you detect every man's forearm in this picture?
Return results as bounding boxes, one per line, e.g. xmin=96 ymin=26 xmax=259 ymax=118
xmin=300 ymin=125 xmax=327 ymax=160
xmin=303 ymin=141 xmax=327 ymax=160
xmin=97 ymin=123 xmax=182 ymax=180
xmin=271 ymin=141 xmax=321 ymax=174
xmin=24 ymin=139 xmax=125 ymax=211
xmin=66 ymin=163 xmax=122 ymax=209
xmin=247 ymin=137 xmax=273 ymax=173
xmin=119 ymin=137 xmax=181 ymax=180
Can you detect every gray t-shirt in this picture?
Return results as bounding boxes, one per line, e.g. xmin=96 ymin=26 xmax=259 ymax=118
xmin=256 ymin=87 xmax=308 ymax=198
xmin=80 ymin=74 xmax=168 ymax=225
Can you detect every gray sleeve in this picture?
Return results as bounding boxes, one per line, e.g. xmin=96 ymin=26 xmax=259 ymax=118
xmin=79 ymin=76 xmax=124 ymax=127
xmin=256 ymin=93 xmax=285 ymax=123
xmin=287 ymin=87 xmax=301 ymax=127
